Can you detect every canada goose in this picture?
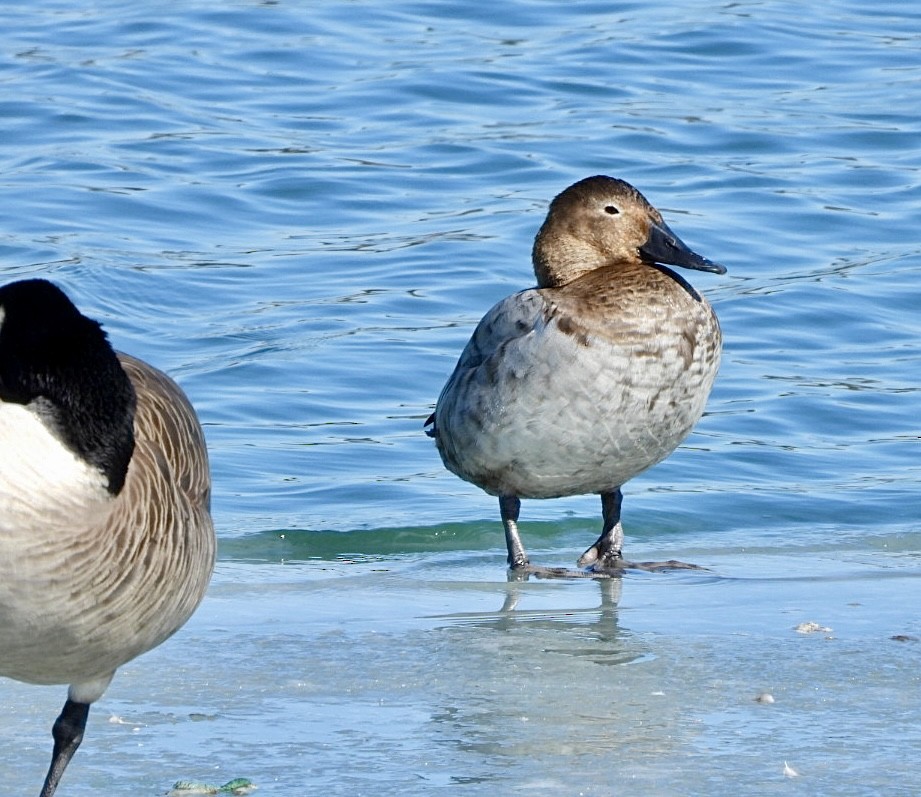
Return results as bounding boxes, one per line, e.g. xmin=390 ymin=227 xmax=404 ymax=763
xmin=427 ymin=176 xmax=725 ymax=574
xmin=0 ymin=278 xmax=215 ymax=796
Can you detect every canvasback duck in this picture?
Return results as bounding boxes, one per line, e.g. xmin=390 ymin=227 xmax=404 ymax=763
xmin=0 ymin=279 xmax=215 ymax=796
xmin=427 ymin=176 xmax=725 ymax=574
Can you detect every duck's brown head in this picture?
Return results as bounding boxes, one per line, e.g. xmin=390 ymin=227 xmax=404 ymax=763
xmin=531 ymin=175 xmax=726 ymax=288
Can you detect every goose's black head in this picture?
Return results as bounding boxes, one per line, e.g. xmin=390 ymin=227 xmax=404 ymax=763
xmin=0 ymin=279 xmax=136 ymax=494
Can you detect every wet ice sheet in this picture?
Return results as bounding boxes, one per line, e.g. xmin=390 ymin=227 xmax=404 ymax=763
xmin=4 ymin=538 xmax=920 ymax=796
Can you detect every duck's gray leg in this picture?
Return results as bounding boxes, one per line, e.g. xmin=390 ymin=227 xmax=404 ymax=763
xmin=40 ymin=698 xmax=90 ymax=797
xmin=500 ymin=495 xmax=529 ymax=570
xmin=577 ymin=489 xmax=625 ymax=569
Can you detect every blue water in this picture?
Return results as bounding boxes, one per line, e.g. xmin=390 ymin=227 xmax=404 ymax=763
xmin=2 ymin=1 xmax=921 ymax=794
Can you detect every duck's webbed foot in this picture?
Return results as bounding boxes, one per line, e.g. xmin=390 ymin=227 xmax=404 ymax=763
xmin=577 ymin=489 xmax=707 ymax=573
xmin=578 ymin=490 xmax=625 ymax=570
xmin=578 ymin=539 xmax=625 ymax=570
xmin=500 ymin=496 xmax=614 ymax=579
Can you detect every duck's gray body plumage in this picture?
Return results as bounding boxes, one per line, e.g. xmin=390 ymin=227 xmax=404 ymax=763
xmin=429 ymin=176 xmax=725 ymax=572
xmin=435 ymin=264 xmax=721 ymax=498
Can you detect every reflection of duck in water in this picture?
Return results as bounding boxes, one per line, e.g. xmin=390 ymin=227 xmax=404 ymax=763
xmin=0 ymin=280 xmax=215 ymax=797
xmin=500 ymin=578 xmax=631 ymax=664
xmin=434 ymin=577 xmax=635 ymax=667
xmin=428 ymin=176 xmax=725 ymax=575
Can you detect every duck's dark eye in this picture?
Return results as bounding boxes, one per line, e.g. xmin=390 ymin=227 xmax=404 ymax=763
xmin=604 ymin=205 xmax=619 ymax=215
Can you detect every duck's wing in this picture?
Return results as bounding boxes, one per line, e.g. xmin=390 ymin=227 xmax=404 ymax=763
xmin=430 ymin=286 xmax=633 ymax=495
xmin=450 ymin=289 xmax=549 ymax=372
xmin=426 ymin=289 xmax=548 ymax=436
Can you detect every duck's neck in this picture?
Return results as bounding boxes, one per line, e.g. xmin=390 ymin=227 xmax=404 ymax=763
xmin=532 ymin=231 xmax=616 ymax=289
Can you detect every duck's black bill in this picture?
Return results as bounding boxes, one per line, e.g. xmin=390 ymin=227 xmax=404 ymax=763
xmin=641 ymin=221 xmax=727 ymax=275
